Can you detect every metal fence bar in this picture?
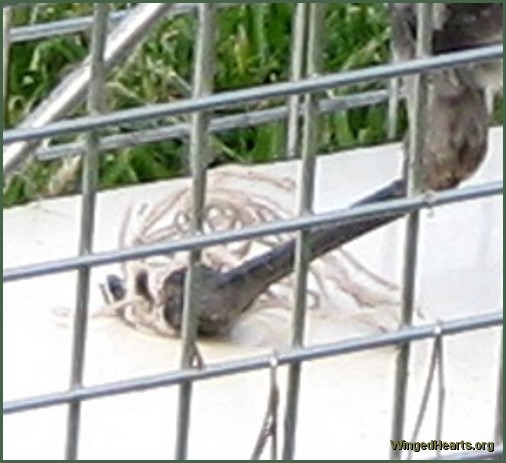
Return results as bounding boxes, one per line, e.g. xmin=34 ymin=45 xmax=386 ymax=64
xmin=2 ymin=2 xmax=49 ymax=8
xmin=4 ymin=180 xmax=502 ymax=283
xmin=428 ymin=445 xmax=503 ymax=461
xmin=8 ymin=4 xmax=235 ymax=44
xmin=175 ymin=4 xmax=215 ymax=460
xmin=387 ymin=76 xmax=400 ymax=141
xmin=495 ymin=337 xmax=503 ymax=446
xmin=387 ymin=34 xmax=400 ymax=141
xmin=3 ymin=6 xmax=10 ymax=122
xmin=285 ymin=3 xmax=309 ymax=160
xmin=391 ymin=5 xmax=433 ymax=459
xmin=3 ymin=3 xmax=175 ymax=177
xmin=282 ymin=4 xmax=323 ymax=460
xmin=2 ymin=5 xmax=503 ymax=461
xmin=10 ymin=9 xmax=128 ymax=42
xmin=434 ymin=326 xmax=446 ymax=458
xmin=282 ymin=2 xmax=309 ymax=456
xmin=64 ymin=4 xmax=110 ymax=460
xmin=4 ymin=44 xmax=502 ymax=148
xmin=35 ymin=90 xmax=392 ymax=161
xmin=4 ymin=312 xmax=502 ymax=416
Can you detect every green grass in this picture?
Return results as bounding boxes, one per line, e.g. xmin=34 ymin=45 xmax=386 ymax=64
xmin=3 ymin=4 xmax=502 ymax=207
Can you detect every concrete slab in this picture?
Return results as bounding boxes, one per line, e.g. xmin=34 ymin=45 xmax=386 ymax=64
xmin=3 ymin=129 xmax=503 ymax=460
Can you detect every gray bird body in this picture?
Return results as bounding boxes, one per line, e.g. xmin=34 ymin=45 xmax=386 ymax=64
xmin=390 ymin=3 xmax=503 ymax=57
xmin=390 ymin=3 xmax=501 ymax=190
xmin=113 ymin=4 xmax=503 ymax=337
xmin=162 ymin=180 xmax=406 ymax=336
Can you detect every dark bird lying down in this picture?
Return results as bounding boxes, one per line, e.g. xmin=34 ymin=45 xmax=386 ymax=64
xmin=106 ymin=4 xmax=503 ymax=337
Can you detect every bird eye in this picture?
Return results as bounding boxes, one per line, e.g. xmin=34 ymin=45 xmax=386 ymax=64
xmin=107 ymin=274 xmax=126 ymax=301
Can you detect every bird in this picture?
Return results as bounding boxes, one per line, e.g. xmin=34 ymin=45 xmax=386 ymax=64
xmin=108 ymin=4 xmax=503 ymax=337
xmin=390 ymin=3 xmax=501 ymax=189
xmin=390 ymin=4 xmax=503 ymax=92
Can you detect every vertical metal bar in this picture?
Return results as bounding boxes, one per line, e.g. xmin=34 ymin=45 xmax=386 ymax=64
xmin=270 ymin=357 xmax=279 ymax=461
xmin=175 ymin=4 xmax=215 ymax=460
xmin=387 ymin=34 xmax=400 ymax=141
xmin=434 ymin=326 xmax=445 ymax=458
xmin=3 ymin=3 xmax=175 ymax=177
xmin=390 ymin=4 xmax=433 ymax=459
xmin=495 ymin=336 xmax=503 ymax=446
xmin=3 ymin=6 xmax=11 ymax=123
xmin=286 ymin=3 xmax=309 ymax=159
xmin=387 ymin=76 xmax=400 ymax=141
xmin=387 ymin=13 xmax=401 ymax=142
xmin=65 ymin=4 xmax=109 ymax=460
xmin=282 ymin=4 xmax=324 ymax=460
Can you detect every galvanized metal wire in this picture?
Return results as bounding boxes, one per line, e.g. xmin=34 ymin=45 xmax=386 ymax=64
xmin=4 ymin=180 xmax=502 ymax=284
xmin=283 ymin=4 xmax=324 ymax=459
xmin=2 ymin=3 xmax=503 ymax=461
xmin=4 ymin=311 xmax=502 ymax=416
xmin=3 ymin=3 xmax=176 ymax=176
xmin=175 ymin=4 xmax=216 ymax=459
xmin=429 ymin=444 xmax=503 ymax=461
xmin=7 ymin=4 xmax=234 ymax=44
xmin=3 ymin=44 xmax=502 ymax=148
xmin=495 ymin=337 xmax=504 ymax=446
xmin=64 ymin=4 xmax=111 ymax=460
xmin=3 ymin=6 xmax=10 ymax=120
xmin=391 ymin=5 xmax=433 ymax=458
xmin=34 ymin=90 xmax=392 ymax=161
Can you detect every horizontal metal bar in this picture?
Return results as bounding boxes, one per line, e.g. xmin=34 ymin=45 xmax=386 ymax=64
xmin=4 ymin=311 xmax=502 ymax=415
xmin=3 ymin=45 xmax=502 ymax=146
xmin=9 ymin=4 xmax=235 ymax=44
xmin=3 ymin=3 xmax=176 ymax=177
xmin=2 ymin=2 xmax=49 ymax=8
xmin=36 ymin=90 xmax=390 ymax=161
xmin=427 ymin=445 xmax=503 ymax=461
xmin=11 ymin=10 xmax=129 ymax=42
xmin=3 ymin=180 xmax=502 ymax=283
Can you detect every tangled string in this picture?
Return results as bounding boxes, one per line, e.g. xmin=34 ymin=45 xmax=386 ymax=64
xmin=113 ymin=166 xmax=401 ymax=339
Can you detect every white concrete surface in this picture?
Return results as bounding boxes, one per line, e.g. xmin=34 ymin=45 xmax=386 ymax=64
xmin=3 ymin=129 xmax=503 ymax=460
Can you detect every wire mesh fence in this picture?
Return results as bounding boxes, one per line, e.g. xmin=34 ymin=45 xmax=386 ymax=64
xmin=2 ymin=3 xmax=503 ymax=460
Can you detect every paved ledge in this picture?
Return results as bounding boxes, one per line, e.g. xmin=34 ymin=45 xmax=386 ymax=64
xmin=3 ymin=128 xmax=502 ymax=460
